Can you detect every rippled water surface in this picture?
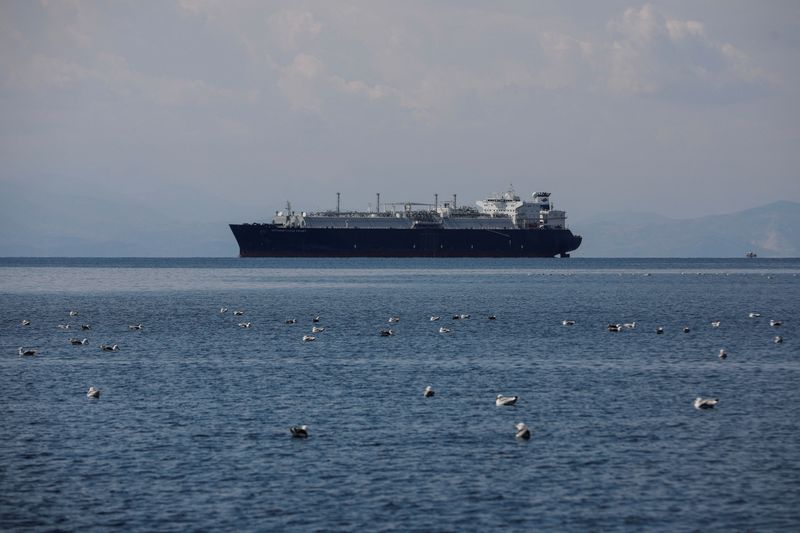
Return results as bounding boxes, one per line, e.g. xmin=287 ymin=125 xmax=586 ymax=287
xmin=2 ymin=258 xmax=799 ymax=531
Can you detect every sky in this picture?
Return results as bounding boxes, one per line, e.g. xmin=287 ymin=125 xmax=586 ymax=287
xmin=1 ymin=0 xmax=799 ymax=242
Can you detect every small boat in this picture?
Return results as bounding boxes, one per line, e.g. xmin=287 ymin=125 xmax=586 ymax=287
xmin=745 ymin=251 xmax=757 ymax=258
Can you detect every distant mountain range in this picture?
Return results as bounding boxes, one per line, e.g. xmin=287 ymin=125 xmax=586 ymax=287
xmin=571 ymin=201 xmax=800 ymax=258
xmin=1 ymin=193 xmax=798 ymax=257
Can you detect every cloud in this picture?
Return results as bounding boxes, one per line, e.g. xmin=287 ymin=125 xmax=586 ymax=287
xmin=603 ymin=4 xmax=771 ymax=98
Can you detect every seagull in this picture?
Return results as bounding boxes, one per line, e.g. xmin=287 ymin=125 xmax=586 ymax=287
xmin=562 ymin=320 xmax=576 ymax=326
xmin=312 ymin=315 xmax=321 ymax=323
xmin=302 ymin=335 xmax=316 ymax=342
xmin=99 ymin=344 xmax=119 ymax=351
xmin=128 ymin=324 xmax=143 ymax=330
xmin=379 ymin=329 xmax=395 ymax=337
xmin=69 ymin=338 xmax=88 ymax=345
xmin=496 ymin=394 xmax=518 ymax=406
xmin=57 ymin=324 xmax=71 ymax=330
xmin=388 ymin=316 xmax=400 ymax=323
xmin=623 ymin=322 xmax=637 ymax=329
xmin=748 ymin=312 xmax=761 ymax=318
xmin=608 ymin=324 xmax=621 ymax=332
xmin=69 ymin=310 xmax=79 ymax=316
xmin=290 ymin=425 xmax=309 ymax=438
xmin=452 ymin=315 xmax=461 ymax=320
xmin=18 ymin=347 xmax=37 ymax=356
xmin=80 ymin=324 xmax=91 ymax=331
xmin=21 ymin=319 xmax=31 ymax=326
xmin=719 ymin=349 xmax=727 ymax=360
xmin=238 ymin=322 xmax=252 ymax=328
xmin=711 ymin=321 xmax=721 ymax=328
xmin=770 ymin=319 xmax=782 ymax=327
xmin=219 ymin=307 xmax=228 ymax=314
xmin=515 ymin=422 xmax=531 ymax=440
xmin=774 ymin=335 xmax=783 ymax=344
xmin=233 ymin=310 xmax=245 ymax=316
xmin=693 ymin=397 xmax=718 ymax=409
xmin=460 ymin=314 xmax=471 ymax=319
xmin=438 ymin=326 xmax=451 ymax=334
xmin=87 ymin=387 xmax=101 ymax=399
xmin=423 ymin=386 xmax=435 ymax=397
xmin=285 ymin=318 xmax=297 ymax=324
xmin=656 ymin=327 xmax=664 ymax=334
xmin=312 ymin=326 xmax=325 ymax=333
xmin=488 ymin=314 xmax=497 ymax=320
xmin=683 ymin=326 xmax=691 ymax=333
xmin=430 ymin=316 xmax=440 ymax=321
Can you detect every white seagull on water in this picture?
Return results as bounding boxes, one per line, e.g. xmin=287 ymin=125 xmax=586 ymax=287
xmin=290 ymin=425 xmax=309 ymax=438
xmin=496 ymin=394 xmax=518 ymax=406
xmin=693 ymin=397 xmax=719 ymax=409
xmin=423 ymin=386 xmax=435 ymax=397
xmin=87 ymin=387 xmax=101 ymax=399
xmin=515 ymin=422 xmax=531 ymax=439
xmin=18 ymin=347 xmax=37 ymax=356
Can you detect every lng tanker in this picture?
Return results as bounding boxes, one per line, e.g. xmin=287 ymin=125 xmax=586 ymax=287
xmin=229 ymin=190 xmax=582 ymax=257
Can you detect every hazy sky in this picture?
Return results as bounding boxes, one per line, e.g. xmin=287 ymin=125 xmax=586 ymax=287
xmin=2 ymin=0 xmax=799 ymax=230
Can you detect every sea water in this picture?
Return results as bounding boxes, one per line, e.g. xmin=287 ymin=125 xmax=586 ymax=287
xmin=1 ymin=258 xmax=799 ymax=531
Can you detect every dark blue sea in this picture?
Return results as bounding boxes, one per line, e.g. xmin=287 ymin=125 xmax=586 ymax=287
xmin=1 ymin=258 xmax=799 ymax=531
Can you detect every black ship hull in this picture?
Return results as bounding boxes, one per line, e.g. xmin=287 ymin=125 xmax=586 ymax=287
xmin=230 ymin=224 xmax=582 ymax=258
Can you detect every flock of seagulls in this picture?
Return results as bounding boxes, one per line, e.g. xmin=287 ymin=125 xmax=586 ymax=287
xmin=14 ymin=304 xmax=789 ymax=440
xmin=290 ymin=388 xmax=530 ymax=440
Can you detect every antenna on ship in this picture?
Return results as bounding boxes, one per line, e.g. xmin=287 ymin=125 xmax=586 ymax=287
xmin=376 ymin=193 xmax=380 ymax=214
xmin=337 ymin=192 xmax=340 ymax=215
